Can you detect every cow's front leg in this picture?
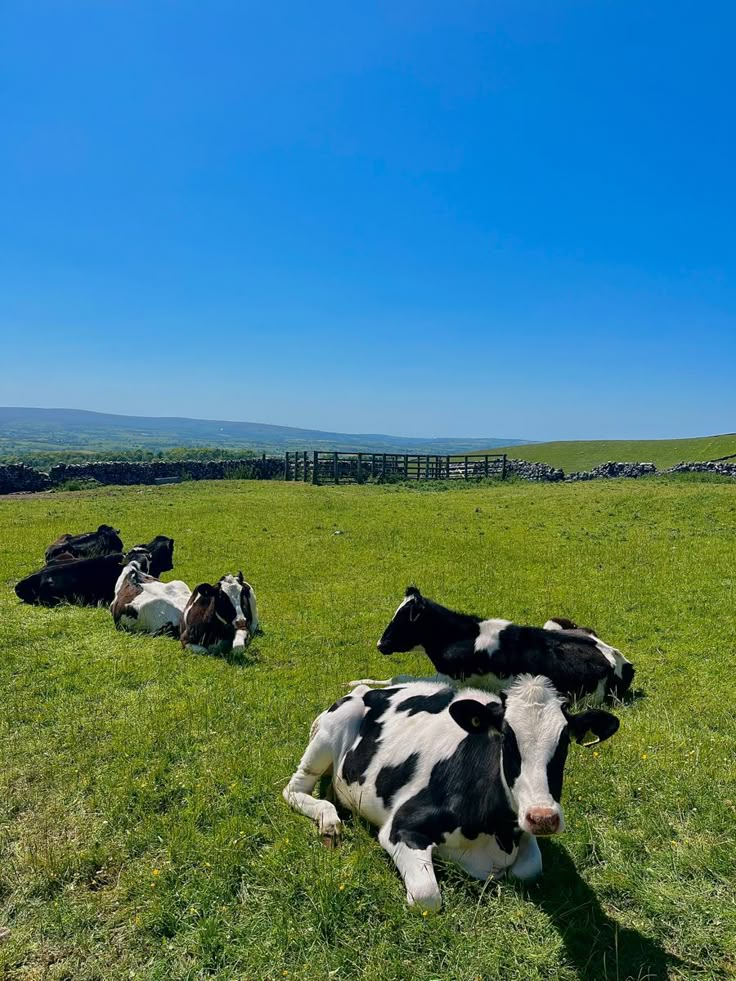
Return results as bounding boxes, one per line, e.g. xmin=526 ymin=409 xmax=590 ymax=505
xmin=283 ymin=725 xmax=342 ymax=845
xmin=509 ymin=832 xmax=542 ymax=881
xmin=378 ymin=825 xmax=441 ymax=911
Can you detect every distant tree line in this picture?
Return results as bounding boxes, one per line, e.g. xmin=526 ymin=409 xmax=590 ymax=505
xmin=0 ymin=446 xmax=259 ymax=468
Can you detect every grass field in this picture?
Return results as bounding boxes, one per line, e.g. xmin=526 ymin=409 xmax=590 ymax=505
xmin=1 ymin=478 xmax=735 ymax=979
xmin=485 ymin=433 xmax=736 ymax=472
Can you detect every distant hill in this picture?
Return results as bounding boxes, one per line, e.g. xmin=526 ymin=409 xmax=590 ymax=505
xmin=0 ymin=407 xmax=527 ymax=458
xmin=477 ymin=434 xmax=736 ymax=471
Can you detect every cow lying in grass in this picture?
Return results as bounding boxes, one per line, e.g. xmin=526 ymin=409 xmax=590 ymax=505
xmin=110 ymin=561 xmax=191 ymax=636
xmin=180 ymin=573 xmax=258 ymax=655
xmin=45 ymin=524 xmax=123 ymax=564
xmin=15 ymin=553 xmax=125 ymax=606
xmin=351 ymin=587 xmax=634 ymax=702
xmin=284 ymin=675 xmax=619 ymax=910
xmin=124 ymin=536 xmax=175 ymax=578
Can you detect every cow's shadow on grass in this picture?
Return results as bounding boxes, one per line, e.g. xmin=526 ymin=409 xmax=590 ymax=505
xmin=520 ymin=841 xmax=683 ymax=980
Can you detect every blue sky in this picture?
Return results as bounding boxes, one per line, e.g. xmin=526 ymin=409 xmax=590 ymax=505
xmin=1 ymin=1 xmax=734 ymax=440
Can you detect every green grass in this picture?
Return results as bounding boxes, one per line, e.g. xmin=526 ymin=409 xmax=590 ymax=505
xmin=1 ymin=479 xmax=735 ymax=979
xmin=483 ymin=433 xmax=736 ymax=472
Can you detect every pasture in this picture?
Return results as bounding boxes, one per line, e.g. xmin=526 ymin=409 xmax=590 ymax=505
xmin=1 ymin=478 xmax=734 ymax=980
xmin=488 ymin=433 xmax=736 ymax=471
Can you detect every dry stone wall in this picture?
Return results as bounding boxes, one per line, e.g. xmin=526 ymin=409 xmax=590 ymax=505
xmin=2 ymin=454 xmax=736 ymax=494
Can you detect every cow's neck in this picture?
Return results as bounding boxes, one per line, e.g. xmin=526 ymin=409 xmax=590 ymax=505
xmin=419 ymin=601 xmax=481 ymax=663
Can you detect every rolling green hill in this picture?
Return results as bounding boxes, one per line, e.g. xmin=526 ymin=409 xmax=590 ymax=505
xmin=0 ymin=407 xmax=525 ymax=458
xmin=481 ymin=433 xmax=736 ymax=472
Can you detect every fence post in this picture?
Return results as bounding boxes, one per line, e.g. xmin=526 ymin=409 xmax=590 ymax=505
xmin=382 ymin=453 xmax=387 ymax=479
xmin=357 ymin=453 xmax=362 ymax=482
xmin=501 ymin=454 xmax=507 ymax=480
xmin=303 ymin=450 xmax=309 ymax=482
xmin=333 ymin=452 xmax=339 ymax=484
xmin=312 ymin=451 xmax=319 ymax=484
xmin=371 ymin=454 xmax=376 ymax=479
xmin=285 ymin=451 xmax=291 ymax=480
xmin=464 ymin=456 xmax=469 ymax=480
xmin=484 ymin=455 xmax=489 ymax=478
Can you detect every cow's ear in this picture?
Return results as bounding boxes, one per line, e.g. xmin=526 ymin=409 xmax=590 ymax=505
xmin=449 ymin=699 xmax=504 ymax=735
xmin=566 ymin=708 xmax=620 ymax=746
xmin=405 ymin=585 xmax=422 ymax=599
xmin=409 ymin=594 xmax=425 ymax=622
xmin=237 ymin=571 xmax=244 ymax=584
xmin=194 ymin=583 xmax=215 ymax=598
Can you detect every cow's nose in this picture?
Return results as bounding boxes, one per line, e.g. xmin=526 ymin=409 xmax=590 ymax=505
xmin=525 ymin=807 xmax=560 ymax=836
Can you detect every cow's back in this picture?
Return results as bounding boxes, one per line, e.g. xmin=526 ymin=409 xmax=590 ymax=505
xmin=330 ymin=683 xmax=501 ymax=830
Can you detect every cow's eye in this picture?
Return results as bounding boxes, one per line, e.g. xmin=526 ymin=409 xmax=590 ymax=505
xmin=471 ymin=716 xmax=481 ymax=728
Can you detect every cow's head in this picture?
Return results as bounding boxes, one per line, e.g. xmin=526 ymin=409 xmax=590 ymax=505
xmin=124 ymin=546 xmax=153 ymax=574
xmin=377 ymin=586 xmax=426 ymax=654
xmin=218 ymin=572 xmax=259 ymax=650
xmin=449 ymin=675 xmax=619 ymax=838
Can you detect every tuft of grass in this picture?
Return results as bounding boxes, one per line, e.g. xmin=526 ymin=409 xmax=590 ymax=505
xmin=0 ymin=478 xmax=734 ymax=978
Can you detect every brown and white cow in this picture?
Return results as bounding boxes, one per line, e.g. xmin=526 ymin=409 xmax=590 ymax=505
xmin=110 ymin=561 xmax=191 ymax=636
xmin=180 ymin=573 xmax=258 ymax=655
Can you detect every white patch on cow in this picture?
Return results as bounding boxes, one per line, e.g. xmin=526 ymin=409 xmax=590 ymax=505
xmin=111 ymin=562 xmax=191 ymax=635
xmin=218 ymin=574 xmax=258 ymax=649
xmin=474 ymin=618 xmax=512 ymax=653
xmin=501 ymin=675 xmax=567 ymax=835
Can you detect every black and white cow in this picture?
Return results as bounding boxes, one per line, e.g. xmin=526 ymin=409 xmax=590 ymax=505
xmin=180 ymin=572 xmax=258 ymax=654
xmin=360 ymin=587 xmax=634 ymax=702
xmin=284 ymin=676 xmax=619 ymax=910
xmin=124 ymin=536 xmax=175 ymax=578
xmin=110 ymin=561 xmax=191 ymax=636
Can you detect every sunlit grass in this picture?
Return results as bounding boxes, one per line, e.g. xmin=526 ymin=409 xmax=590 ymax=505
xmin=0 ymin=478 xmax=734 ymax=979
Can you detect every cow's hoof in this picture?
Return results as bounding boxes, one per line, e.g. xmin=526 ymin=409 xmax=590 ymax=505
xmin=320 ymin=830 xmax=341 ymax=850
xmin=407 ymin=889 xmax=442 ymax=912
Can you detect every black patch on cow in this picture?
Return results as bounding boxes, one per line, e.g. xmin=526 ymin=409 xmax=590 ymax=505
xmin=375 ymin=752 xmax=420 ymax=809
xmin=328 ymin=695 xmax=353 ymax=713
xmin=484 ymin=625 xmax=612 ymax=699
xmin=546 ymin=728 xmax=569 ymax=801
xmin=395 ymin=688 xmax=455 ymax=717
xmin=341 ymin=688 xmax=400 ymax=786
xmin=388 ymin=729 xmax=518 ymax=852
xmin=501 ymin=725 xmax=522 ymax=791
xmin=612 ymin=662 xmax=635 ymax=697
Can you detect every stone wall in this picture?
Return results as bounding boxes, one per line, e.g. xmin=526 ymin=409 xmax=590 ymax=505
xmin=664 ymin=461 xmax=736 ymax=478
xmin=2 ymin=453 xmax=736 ymax=494
xmin=46 ymin=457 xmax=284 ymax=486
xmin=505 ymin=459 xmax=565 ymax=482
xmin=0 ymin=464 xmax=52 ymax=495
xmin=0 ymin=457 xmax=284 ymax=494
xmin=566 ymin=462 xmax=657 ymax=481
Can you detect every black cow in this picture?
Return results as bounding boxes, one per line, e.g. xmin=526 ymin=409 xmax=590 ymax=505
xmin=15 ymin=553 xmax=125 ymax=606
xmin=124 ymin=536 xmax=175 ymax=578
xmin=370 ymin=587 xmax=635 ymax=701
xmin=45 ymin=525 xmax=123 ymax=564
